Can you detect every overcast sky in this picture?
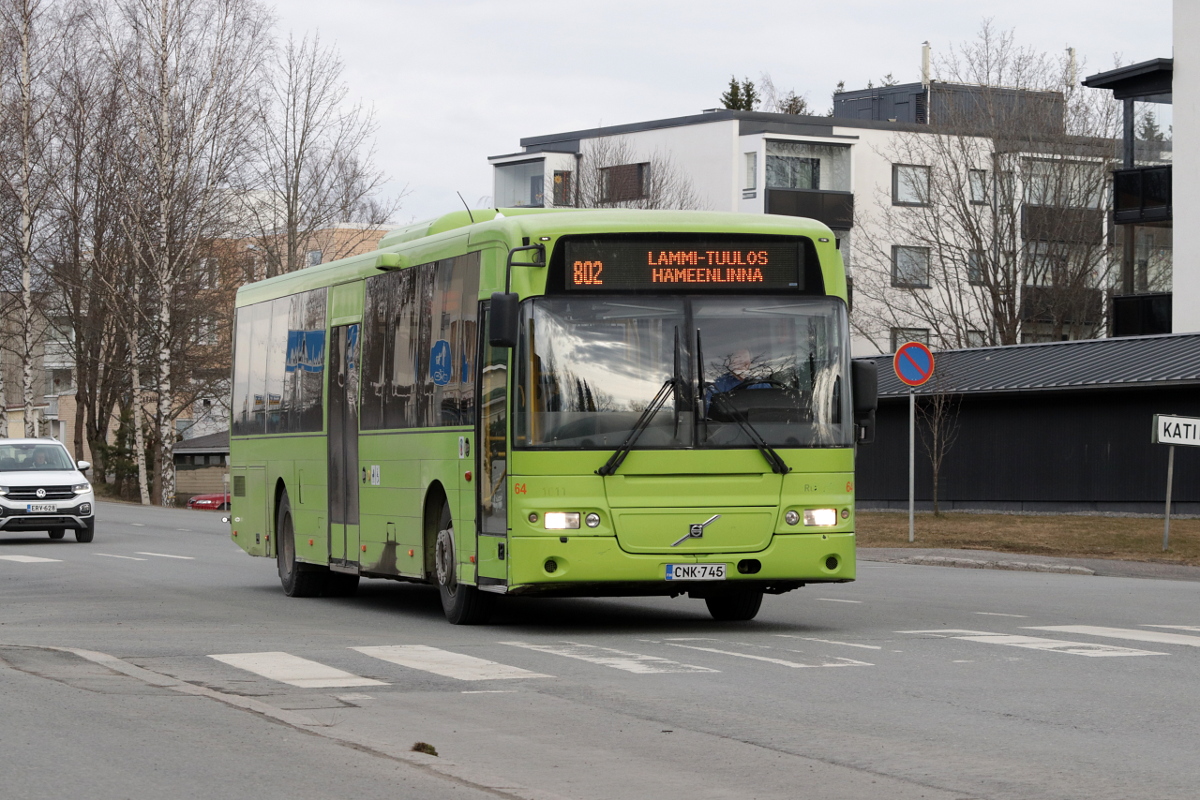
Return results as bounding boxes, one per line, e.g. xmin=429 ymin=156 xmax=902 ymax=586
xmin=271 ymin=0 xmax=1173 ymax=223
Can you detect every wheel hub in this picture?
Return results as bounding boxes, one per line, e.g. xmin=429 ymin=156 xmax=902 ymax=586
xmin=435 ymin=528 xmax=456 ymax=591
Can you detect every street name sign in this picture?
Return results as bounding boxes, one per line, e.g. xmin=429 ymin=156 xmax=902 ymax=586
xmin=1153 ymin=415 xmax=1200 ymax=447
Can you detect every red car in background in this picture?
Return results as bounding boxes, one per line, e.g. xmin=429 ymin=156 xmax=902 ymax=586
xmin=187 ymin=492 xmax=230 ymax=510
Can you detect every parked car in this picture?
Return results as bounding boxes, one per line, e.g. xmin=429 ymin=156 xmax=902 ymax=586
xmin=187 ymin=492 xmax=230 ymax=510
xmin=0 ymin=438 xmax=95 ymax=542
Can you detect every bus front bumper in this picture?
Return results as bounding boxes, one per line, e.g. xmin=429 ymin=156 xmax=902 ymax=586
xmin=502 ymin=531 xmax=855 ymax=596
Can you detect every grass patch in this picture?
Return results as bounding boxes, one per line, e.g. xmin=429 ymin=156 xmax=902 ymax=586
xmin=856 ymin=511 xmax=1200 ymax=567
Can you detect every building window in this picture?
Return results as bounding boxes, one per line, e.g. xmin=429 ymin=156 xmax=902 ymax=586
xmin=966 ymin=329 xmax=987 ymax=348
xmin=892 ymin=164 xmax=930 ymax=206
xmin=552 ymin=170 xmax=573 ymax=206
xmin=892 ymin=245 xmax=930 ymax=288
xmin=765 ymin=141 xmax=851 ymax=192
xmin=969 ymin=169 xmax=987 ymax=204
xmin=306 ymin=250 xmax=322 ymax=267
xmin=967 ymin=250 xmax=985 ymax=285
xmin=890 ymin=327 xmax=930 ymax=352
xmin=744 ymin=152 xmax=757 ymax=191
xmin=494 ymin=159 xmax=545 ymax=207
xmin=196 ymin=257 xmax=219 ymax=288
xmin=601 ymin=162 xmax=649 ymax=203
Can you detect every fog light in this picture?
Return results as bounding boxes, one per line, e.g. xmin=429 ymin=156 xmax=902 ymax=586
xmin=784 ymin=510 xmax=800 ymax=526
xmin=803 ymin=508 xmax=837 ymax=527
xmin=585 ymin=512 xmax=601 ymax=528
xmin=544 ymin=512 xmax=580 ymax=530
xmin=78 ymin=503 xmax=91 ymax=515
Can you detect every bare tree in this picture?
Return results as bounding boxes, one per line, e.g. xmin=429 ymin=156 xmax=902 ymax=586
xmin=239 ymin=32 xmax=399 ymax=278
xmin=570 ymin=136 xmax=706 ymax=211
xmin=851 ymin=21 xmax=1120 ymax=352
xmin=758 ymin=73 xmax=812 ymax=116
xmin=916 ymin=371 xmax=961 ymax=516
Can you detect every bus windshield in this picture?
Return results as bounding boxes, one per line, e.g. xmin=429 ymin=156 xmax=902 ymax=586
xmin=514 ymin=295 xmax=852 ymax=451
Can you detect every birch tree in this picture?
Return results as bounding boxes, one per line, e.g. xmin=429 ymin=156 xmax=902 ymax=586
xmin=570 ymin=136 xmax=706 ymax=210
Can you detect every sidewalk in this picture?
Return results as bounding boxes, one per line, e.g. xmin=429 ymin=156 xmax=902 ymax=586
xmin=860 ymin=546 xmax=1200 ymax=582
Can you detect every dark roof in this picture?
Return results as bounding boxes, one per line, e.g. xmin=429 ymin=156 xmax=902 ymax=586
xmin=174 ymin=430 xmax=229 ymax=454
xmin=1083 ymin=58 xmax=1172 ymax=101
xmin=857 ymin=333 xmax=1200 ymax=398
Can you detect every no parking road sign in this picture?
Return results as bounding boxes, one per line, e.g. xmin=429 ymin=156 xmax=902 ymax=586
xmin=893 ymin=341 xmax=935 ymax=387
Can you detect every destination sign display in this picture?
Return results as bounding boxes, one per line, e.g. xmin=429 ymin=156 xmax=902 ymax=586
xmin=562 ymin=239 xmax=802 ymax=291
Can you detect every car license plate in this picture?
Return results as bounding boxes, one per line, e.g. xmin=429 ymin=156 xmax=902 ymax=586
xmin=27 ymin=503 xmax=56 ymax=513
xmin=665 ymin=563 xmax=726 ymax=581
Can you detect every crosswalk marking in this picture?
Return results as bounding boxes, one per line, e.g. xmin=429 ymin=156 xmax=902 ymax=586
xmin=136 ymin=552 xmax=195 ymax=560
xmin=0 ymin=554 xmax=61 ymax=563
xmin=1144 ymin=625 xmax=1200 ymax=633
xmin=353 ymin=645 xmax=550 ymax=680
xmin=209 ymin=651 xmax=387 ymax=688
xmin=501 ymin=641 xmax=718 ymax=674
xmin=1030 ymin=625 xmax=1200 ymax=648
xmin=901 ymin=629 xmax=1165 ymax=657
xmin=664 ymin=641 xmax=873 ymax=668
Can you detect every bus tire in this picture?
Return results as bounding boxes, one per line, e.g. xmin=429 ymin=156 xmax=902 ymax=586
xmin=433 ymin=505 xmax=490 ymax=625
xmin=704 ymin=588 xmax=764 ymax=621
xmin=277 ymin=493 xmax=326 ymax=597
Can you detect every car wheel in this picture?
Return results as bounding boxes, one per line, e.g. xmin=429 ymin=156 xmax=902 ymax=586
xmin=48 ymin=530 xmax=65 ymax=540
xmin=434 ymin=504 xmax=491 ymax=625
xmin=74 ymin=519 xmax=95 ymax=544
xmin=704 ymin=588 xmax=764 ymax=621
xmin=276 ymin=492 xmax=326 ymax=597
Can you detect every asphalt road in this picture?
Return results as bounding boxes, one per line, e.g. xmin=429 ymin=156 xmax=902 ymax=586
xmin=2 ymin=501 xmax=1199 ymax=800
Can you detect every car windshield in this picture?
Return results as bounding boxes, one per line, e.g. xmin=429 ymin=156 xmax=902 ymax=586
xmin=0 ymin=443 xmax=74 ymax=471
xmin=514 ymin=295 xmax=852 ymax=450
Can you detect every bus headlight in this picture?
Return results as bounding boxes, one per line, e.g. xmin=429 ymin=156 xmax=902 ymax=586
xmin=784 ymin=510 xmax=800 ymax=526
xmin=544 ymin=512 xmax=580 ymax=530
xmin=803 ymin=508 xmax=837 ymax=527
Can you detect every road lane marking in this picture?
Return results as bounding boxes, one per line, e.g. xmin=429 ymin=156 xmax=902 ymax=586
xmin=209 ymin=651 xmax=387 ymax=688
xmin=1030 ymin=626 xmax=1200 ymax=648
xmin=501 ymin=641 xmax=717 ymax=674
xmin=353 ymin=645 xmax=550 ymax=681
xmin=775 ymin=635 xmax=882 ymax=650
xmin=664 ymin=642 xmax=872 ymax=668
xmin=1144 ymin=625 xmax=1200 ymax=633
xmin=975 ymin=612 xmax=1028 ymax=618
xmin=901 ymin=629 xmax=1165 ymax=657
xmin=94 ymin=553 xmax=148 ymax=561
xmin=0 ymin=555 xmax=61 ymax=563
xmin=817 ymin=598 xmax=862 ymax=604
xmin=461 ymin=690 xmax=518 ymax=694
xmin=136 ymin=552 xmax=195 ymax=560
xmin=130 ymin=523 xmax=145 ymax=527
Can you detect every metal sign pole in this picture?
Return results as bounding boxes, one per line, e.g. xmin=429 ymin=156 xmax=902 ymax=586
xmin=1163 ymin=444 xmax=1175 ymax=551
xmin=909 ymin=389 xmax=915 ymax=543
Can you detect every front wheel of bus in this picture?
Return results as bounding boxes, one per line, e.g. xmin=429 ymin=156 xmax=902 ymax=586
xmin=434 ymin=509 xmax=490 ymax=625
xmin=277 ymin=493 xmax=326 ymax=597
xmin=704 ymin=588 xmax=764 ymax=621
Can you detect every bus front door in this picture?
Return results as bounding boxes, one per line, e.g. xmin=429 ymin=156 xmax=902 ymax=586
xmin=328 ymin=323 xmax=360 ymax=571
xmin=476 ymin=308 xmax=508 ymax=587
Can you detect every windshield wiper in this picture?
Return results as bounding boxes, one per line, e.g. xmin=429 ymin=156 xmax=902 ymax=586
xmin=596 ymin=377 xmax=676 ymax=477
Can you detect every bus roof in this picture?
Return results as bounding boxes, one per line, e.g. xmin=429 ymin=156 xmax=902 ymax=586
xmin=236 ymin=208 xmax=839 ymax=307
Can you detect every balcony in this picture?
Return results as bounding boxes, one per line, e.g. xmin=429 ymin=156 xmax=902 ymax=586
xmin=1113 ymin=166 xmax=1171 ymax=224
xmin=1020 ymin=286 xmax=1104 ymax=326
xmin=1021 ymin=205 xmax=1105 ymax=245
xmin=765 ymin=188 xmax=854 ymax=229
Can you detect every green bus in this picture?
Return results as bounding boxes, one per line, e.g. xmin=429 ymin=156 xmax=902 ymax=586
xmin=228 ymin=208 xmax=877 ymax=624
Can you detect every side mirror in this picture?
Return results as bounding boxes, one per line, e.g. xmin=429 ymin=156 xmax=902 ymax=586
xmin=851 ymin=361 xmax=878 ymax=445
xmin=489 ymin=292 xmax=520 ymax=348
xmin=76 ymin=460 xmax=91 ymax=472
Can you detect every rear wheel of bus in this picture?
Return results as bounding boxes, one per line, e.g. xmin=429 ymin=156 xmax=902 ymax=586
xmin=277 ymin=492 xmax=327 ymax=597
xmin=704 ymin=588 xmax=764 ymax=621
xmin=433 ymin=503 xmax=491 ymax=625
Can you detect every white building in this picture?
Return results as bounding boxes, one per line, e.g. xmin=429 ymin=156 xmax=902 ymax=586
xmin=490 ymin=87 xmax=1115 ymax=356
xmin=1172 ymin=0 xmax=1197 ymax=331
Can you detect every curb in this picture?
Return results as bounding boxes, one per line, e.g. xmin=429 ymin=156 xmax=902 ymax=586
xmin=887 ymin=554 xmax=1094 ymax=575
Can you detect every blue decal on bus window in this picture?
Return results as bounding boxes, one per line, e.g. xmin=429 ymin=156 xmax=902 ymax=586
xmin=461 ymin=352 xmax=470 ymax=384
xmin=285 ymin=329 xmax=326 ymax=373
xmin=345 ymin=324 xmax=359 ymax=371
xmin=430 ymin=339 xmax=452 ymax=386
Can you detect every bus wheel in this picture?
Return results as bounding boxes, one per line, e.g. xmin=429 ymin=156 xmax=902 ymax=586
xmin=277 ymin=493 xmax=326 ymax=597
xmin=433 ymin=507 xmax=490 ymax=625
xmin=704 ymin=588 xmax=764 ymax=621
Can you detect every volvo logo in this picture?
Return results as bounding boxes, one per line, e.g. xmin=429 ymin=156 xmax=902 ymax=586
xmin=36 ymin=488 xmax=46 ymax=499
xmin=672 ymin=514 xmax=721 ymax=547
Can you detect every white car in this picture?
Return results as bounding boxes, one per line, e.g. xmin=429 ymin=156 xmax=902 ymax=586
xmin=0 ymin=439 xmax=95 ymax=542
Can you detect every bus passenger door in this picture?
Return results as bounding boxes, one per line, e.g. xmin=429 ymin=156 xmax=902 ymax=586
xmin=476 ymin=307 xmax=508 ymax=586
xmin=328 ymin=323 xmax=361 ymax=571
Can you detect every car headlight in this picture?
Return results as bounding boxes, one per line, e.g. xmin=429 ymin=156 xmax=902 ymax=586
xmin=72 ymin=482 xmax=91 ymax=494
xmin=803 ymin=508 xmax=837 ymax=527
xmin=0 ymin=486 xmax=7 ymax=496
